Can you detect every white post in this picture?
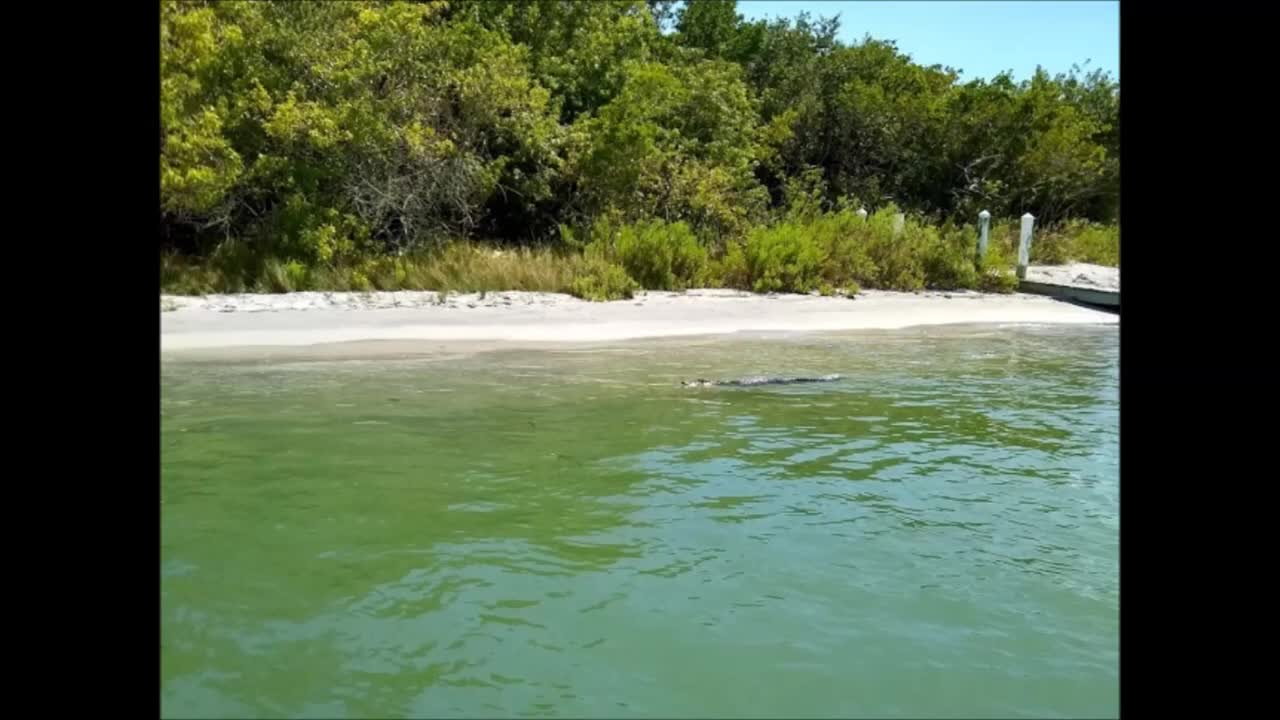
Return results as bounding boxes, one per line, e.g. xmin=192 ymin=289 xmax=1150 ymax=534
xmin=857 ymin=208 xmax=868 ymax=222
xmin=1017 ymin=212 xmax=1035 ymax=280
xmin=893 ymin=213 xmax=905 ymax=236
xmin=976 ymin=210 xmax=991 ymax=267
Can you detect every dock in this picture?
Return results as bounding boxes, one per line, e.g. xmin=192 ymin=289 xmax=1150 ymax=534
xmin=1018 ymin=263 xmax=1119 ymax=311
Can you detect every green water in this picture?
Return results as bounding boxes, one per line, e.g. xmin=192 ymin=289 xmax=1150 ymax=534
xmin=161 ymin=326 xmax=1119 ymax=719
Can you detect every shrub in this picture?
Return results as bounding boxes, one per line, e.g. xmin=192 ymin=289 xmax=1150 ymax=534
xmin=720 ymin=207 xmax=953 ymax=294
xmin=364 ymin=258 xmax=405 ymax=290
xmin=860 ymin=207 xmax=926 ymax=291
xmin=978 ymin=230 xmax=1015 ymax=272
xmin=740 ymin=223 xmax=824 ymax=293
xmin=260 ymin=258 xmax=292 ymax=293
xmin=612 ymin=220 xmax=708 ymax=291
xmin=161 ymin=253 xmax=219 ymax=295
xmin=1028 ymin=223 xmax=1071 ymax=265
xmin=969 ymin=231 xmax=1020 ymax=293
xmin=1066 ymin=221 xmax=1119 ymax=266
xmin=811 ymin=210 xmax=876 ymax=287
xmin=349 ymin=270 xmax=372 ymax=292
xmin=922 ymin=222 xmax=979 ymax=290
xmin=988 ymin=218 xmax=1021 ymax=260
xmin=714 ymin=242 xmax=750 ymax=289
xmin=568 ymin=254 xmax=639 ymax=301
xmin=257 ymin=258 xmax=315 ymax=293
xmin=285 ymin=260 xmax=310 ymax=291
xmin=307 ymin=264 xmax=353 ymax=291
xmin=987 ymin=217 xmax=1118 ymax=268
xmin=206 ymin=240 xmax=259 ymax=293
xmin=694 ymin=257 xmax=728 ymax=288
xmin=979 ymin=268 xmax=1020 ymax=293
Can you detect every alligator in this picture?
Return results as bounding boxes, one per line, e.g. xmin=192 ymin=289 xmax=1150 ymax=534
xmin=681 ymin=374 xmax=843 ymax=388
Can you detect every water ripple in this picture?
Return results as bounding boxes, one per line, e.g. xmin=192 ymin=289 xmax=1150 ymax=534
xmin=163 ymin=325 xmax=1118 ymax=718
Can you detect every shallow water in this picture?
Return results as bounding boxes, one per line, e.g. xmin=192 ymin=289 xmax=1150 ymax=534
xmin=161 ymin=325 xmax=1119 ymax=718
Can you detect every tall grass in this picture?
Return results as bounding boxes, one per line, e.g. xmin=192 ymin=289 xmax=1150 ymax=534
xmin=162 ymin=213 xmax=1117 ymax=301
xmin=393 ymin=245 xmax=582 ymax=294
xmin=163 ymin=244 xmax=593 ymax=295
xmin=990 ymin=218 xmax=1120 ymax=267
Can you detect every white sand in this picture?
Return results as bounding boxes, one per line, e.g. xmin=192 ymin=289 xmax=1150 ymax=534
xmin=161 ymin=285 xmax=1116 ymax=356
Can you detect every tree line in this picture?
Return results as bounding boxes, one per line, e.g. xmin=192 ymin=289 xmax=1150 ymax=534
xmin=161 ymin=0 xmax=1119 ymax=269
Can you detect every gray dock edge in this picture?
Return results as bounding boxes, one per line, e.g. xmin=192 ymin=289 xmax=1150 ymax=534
xmin=1018 ymin=280 xmax=1119 ymax=311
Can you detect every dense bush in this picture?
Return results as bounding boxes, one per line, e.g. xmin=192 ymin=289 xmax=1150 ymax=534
xmin=568 ymin=254 xmax=640 ymax=301
xmin=1070 ymin=223 xmax=1119 ymax=266
xmin=709 ymin=206 xmax=1029 ymax=295
xmin=735 ymin=223 xmax=824 ymax=293
xmin=612 ymin=220 xmax=708 ymax=291
xmin=861 ymin=208 xmax=927 ymax=291
xmin=979 ymin=269 xmax=1021 ymax=294
xmin=922 ymin=222 xmax=981 ymax=290
xmin=813 ymin=212 xmax=877 ymax=287
xmin=1032 ymin=220 xmax=1119 ymax=266
xmin=975 ymin=234 xmax=1021 ymax=293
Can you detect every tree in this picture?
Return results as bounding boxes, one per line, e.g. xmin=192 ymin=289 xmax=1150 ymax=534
xmin=675 ymin=0 xmax=740 ymax=58
xmin=160 ymin=0 xmax=1120 ymax=261
xmin=160 ymin=0 xmax=564 ymax=257
xmin=570 ymin=58 xmax=767 ymax=245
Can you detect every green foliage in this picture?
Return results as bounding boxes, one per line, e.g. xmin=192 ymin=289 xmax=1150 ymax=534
xmin=979 ymin=268 xmax=1021 ymax=293
xmin=570 ymin=58 xmax=767 ymax=244
xmin=1070 ymin=223 xmax=1119 ymax=266
xmin=714 ymin=206 xmax=1025 ymax=294
xmin=569 ymin=255 xmax=640 ymax=301
xmin=161 ymin=0 xmax=562 ymax=252
xmin=160 ymin=0 xmax=1119 ymax=290
xmin=978 ymin=228 xmax=1017 ymax=272
xmin=261 ymin=259 xmax=295 ymax=293
xmin=454 ymin=0 xmax=660 ymax=123
xmin=401 ymin=244 xmax=580 ymax=293
xmin=284 ymin=261 xmax=310 ymax=291
xmin=808 ymin=210 xmax=877 ymax=286
xmin=922 ymin=222 xmax=980 ymax=290
xmin=611 ymin=220 xmax=708 ymax=290
xmin=780 ymin=166 xmax=831 ymax=221
xmin=1032 ymin=220 xmax=1120 ymax=266
xmin=161 ymin=252 xmax=222 ymax=296
xmin=738 ymin=223 xmax=825 ymax=294
xmin=851 ymin=206 xmax=922 ymax=291
xmin=161 ymin=242 xmax=589 ymax=295
xmin=161 ymin=213 xmax=1112 ymax=297
xmin=676 ymin=1 xmax=742 ymax=59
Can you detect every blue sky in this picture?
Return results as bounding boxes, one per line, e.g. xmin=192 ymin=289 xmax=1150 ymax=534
xmin=736 ymin=1 xmax=1119 ymax=82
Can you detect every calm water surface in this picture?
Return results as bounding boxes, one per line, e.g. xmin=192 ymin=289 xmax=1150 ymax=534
xmin=161 ymin=325 xmax=1119 ymax=718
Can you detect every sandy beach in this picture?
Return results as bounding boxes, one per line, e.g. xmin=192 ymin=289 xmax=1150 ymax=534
xmin=162 ymin=271 xmax=1117 ymax=358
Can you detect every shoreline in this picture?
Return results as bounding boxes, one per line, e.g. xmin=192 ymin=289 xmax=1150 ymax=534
xmin=161 ymin=288 xmax=1117 ymax=359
